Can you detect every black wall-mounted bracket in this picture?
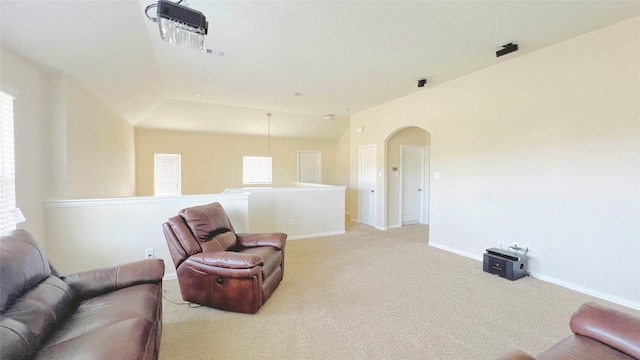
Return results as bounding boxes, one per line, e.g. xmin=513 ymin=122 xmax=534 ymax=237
xmin=496 ymin=43 xmax=519 ymax=57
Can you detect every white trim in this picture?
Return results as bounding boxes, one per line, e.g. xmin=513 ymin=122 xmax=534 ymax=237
xmin=428 ymin=242 xmax=483 ymax=262
xmin=528 ymin=271 xmax=640 ymax=311
xmin=225 ymin=185 xmax=345 ymax=194
xmin=287 ymin=230 xmax=345 ymax=240
xmin=163 ymin=273 xmax=177 ymax=280
xmin=44 ymin=193 xmax=250 ymax=208
xmin=429 ymin=242 xmax=640 ymax=310
xmin=375 ymin=225 xmax=388 ymax=231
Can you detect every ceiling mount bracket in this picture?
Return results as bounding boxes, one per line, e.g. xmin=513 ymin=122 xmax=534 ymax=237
xmin=496 ymin=42 xmax=519 ymax=57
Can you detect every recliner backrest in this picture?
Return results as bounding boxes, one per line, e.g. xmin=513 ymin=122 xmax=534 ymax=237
xmin=179 ymin=202 xmax=238 ymax=253
xmin=163 ymin=216 xmax=198 ymax=269
xmin=163 ymin=202 xmax=240 ymax=269
xmin=179 ymin=202 xmax=236 ymax=241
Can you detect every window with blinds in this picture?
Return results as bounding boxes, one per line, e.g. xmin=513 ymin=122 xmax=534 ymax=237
xmin=0 ymin=90 xmax=16 ymax=233
xmin=154 ymin=153 xmax=182 ymax=196
xmin=243 ymin=156 xmax=272 ymax=184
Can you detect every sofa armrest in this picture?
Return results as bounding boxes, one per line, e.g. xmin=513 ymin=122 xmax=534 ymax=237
xmin=62 ymin=259 xmax=164 ymax=299
xmin=496 ymin=350 xmax=536 ymax=360
xmin=236 ymin=232 xmax=287 ymax=250
xmin=188 ymin=251 xmax=263 ymax=269
xmin=570 ymin=302 xmax=640 ymax=359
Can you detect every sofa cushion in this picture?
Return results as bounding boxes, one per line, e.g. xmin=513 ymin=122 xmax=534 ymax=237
xmin=187 ymin=251 xmax=263 ymax=269
xmin=239 ymin=246 xmax=282 ymax=279
xmin=0 ymin=276 xmax=76 ymax=360
xmin=35 ymin=318 xmax=155 ymax=360
xmin=179 ymin=202 xmax=237 ymax=249
xmin=41 ymin=283 xmax=161 ymax=347
xmin=0 ymin=230 xmax=52 ymax=313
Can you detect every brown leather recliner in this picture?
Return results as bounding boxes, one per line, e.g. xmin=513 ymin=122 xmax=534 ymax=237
xmin=162 ymin=202 xmax=287 ymax=314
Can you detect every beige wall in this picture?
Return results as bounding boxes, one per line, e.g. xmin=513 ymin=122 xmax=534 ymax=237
xmin=135 ymin=128 xmax=342 ymax=195
xmin=0 ymin=50 xmax=49 ymax=243
xmin=1 ymin=50 xmax=137 ymax=248
xmin=350 ymin=16 xmax=640 ymax=306
xmin=335 ymin=129 xmax=351 ymax=215
xmin=62 ymin=75 xmax=136 ymax=198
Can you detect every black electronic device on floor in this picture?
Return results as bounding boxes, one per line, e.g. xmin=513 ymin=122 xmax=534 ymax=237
xmin=483 ymin=247 xmax=528 ymax=281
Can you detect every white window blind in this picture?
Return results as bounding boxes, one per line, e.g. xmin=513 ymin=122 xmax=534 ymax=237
xmin=243 ymin=156 xmax=272 ymax=184
xmin=154 ymin=153 xmax=181 ymax=196
xmin=0 ymin=90 xmax=16 ymax=233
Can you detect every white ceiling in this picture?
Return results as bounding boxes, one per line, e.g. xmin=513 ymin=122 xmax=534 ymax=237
xmin=2 ymin=1 xmax=639 ymax=141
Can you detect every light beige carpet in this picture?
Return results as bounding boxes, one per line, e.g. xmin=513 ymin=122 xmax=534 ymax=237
xmin=160 ymin=221 xmax=638 ymax=360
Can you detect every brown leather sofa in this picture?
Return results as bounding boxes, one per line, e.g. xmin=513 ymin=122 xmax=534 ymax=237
xmin=0 ymin=229 xmax=164 ymax=360
xmin=498 ymin=302 xmax=640 ymax=360
xmin=162 ymin=202 xmax=286 ymax=313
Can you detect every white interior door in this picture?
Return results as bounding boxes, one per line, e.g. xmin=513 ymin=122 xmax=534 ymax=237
xmin=401 ymin=145 xmax=428 ymax=225
xmin=422 ymin=147 xmax=430 ymax=224
xmin=359 ymin=145 xmax=376 ymax=227
xmin=298 ymin=151 xmax=321 ymax=183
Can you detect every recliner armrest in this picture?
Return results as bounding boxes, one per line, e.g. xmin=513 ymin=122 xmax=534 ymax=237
xmin=569 ymin=302 xmax=640 ymax=359
xmin=62 ymin=259 xmax=164 ymax=299
xmin=188 ymin=251 xmax=264 ymax=269
xmin=236 ymin=232 xmax=287 ymax=250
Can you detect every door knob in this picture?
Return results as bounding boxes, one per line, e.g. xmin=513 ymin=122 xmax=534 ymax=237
xmin=418 ymin=189 xmax=422 ymax=191
xmin=371 ymin=190 xmax=375 ymax=193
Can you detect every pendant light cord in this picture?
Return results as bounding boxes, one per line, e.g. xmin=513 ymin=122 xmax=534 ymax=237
xmin=267 ymin=113 xmax=271 ymax=158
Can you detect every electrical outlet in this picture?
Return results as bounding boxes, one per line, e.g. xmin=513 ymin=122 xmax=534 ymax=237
xmin=289 ymin=218 xmax=294 ymax=225
xmin=145 ymin=248 xmax=154 ymax=259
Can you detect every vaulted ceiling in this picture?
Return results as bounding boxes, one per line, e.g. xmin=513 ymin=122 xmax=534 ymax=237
xmin=2 ymin=1 xmax=639 ymax=141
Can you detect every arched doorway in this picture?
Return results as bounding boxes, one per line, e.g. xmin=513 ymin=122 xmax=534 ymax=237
xmin=385 ymin=126 xmax=431 ymax=229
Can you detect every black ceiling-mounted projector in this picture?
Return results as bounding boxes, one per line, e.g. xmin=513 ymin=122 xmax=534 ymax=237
xmin=496 ymin=43 xmax=518 ymax=57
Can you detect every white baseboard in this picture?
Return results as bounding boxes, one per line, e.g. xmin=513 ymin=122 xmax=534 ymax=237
xmin=528 ymin=271 xmax=640 ymax=311
xmin=428 ymin=242 xmax=640 ymax=311
xmin=287 ymin=230 xmax=345 ymax=241
xmin=429 ymin=242 xmax=483 ymax=262
xmin=163 ymin=272 xmax=177 ymax=280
